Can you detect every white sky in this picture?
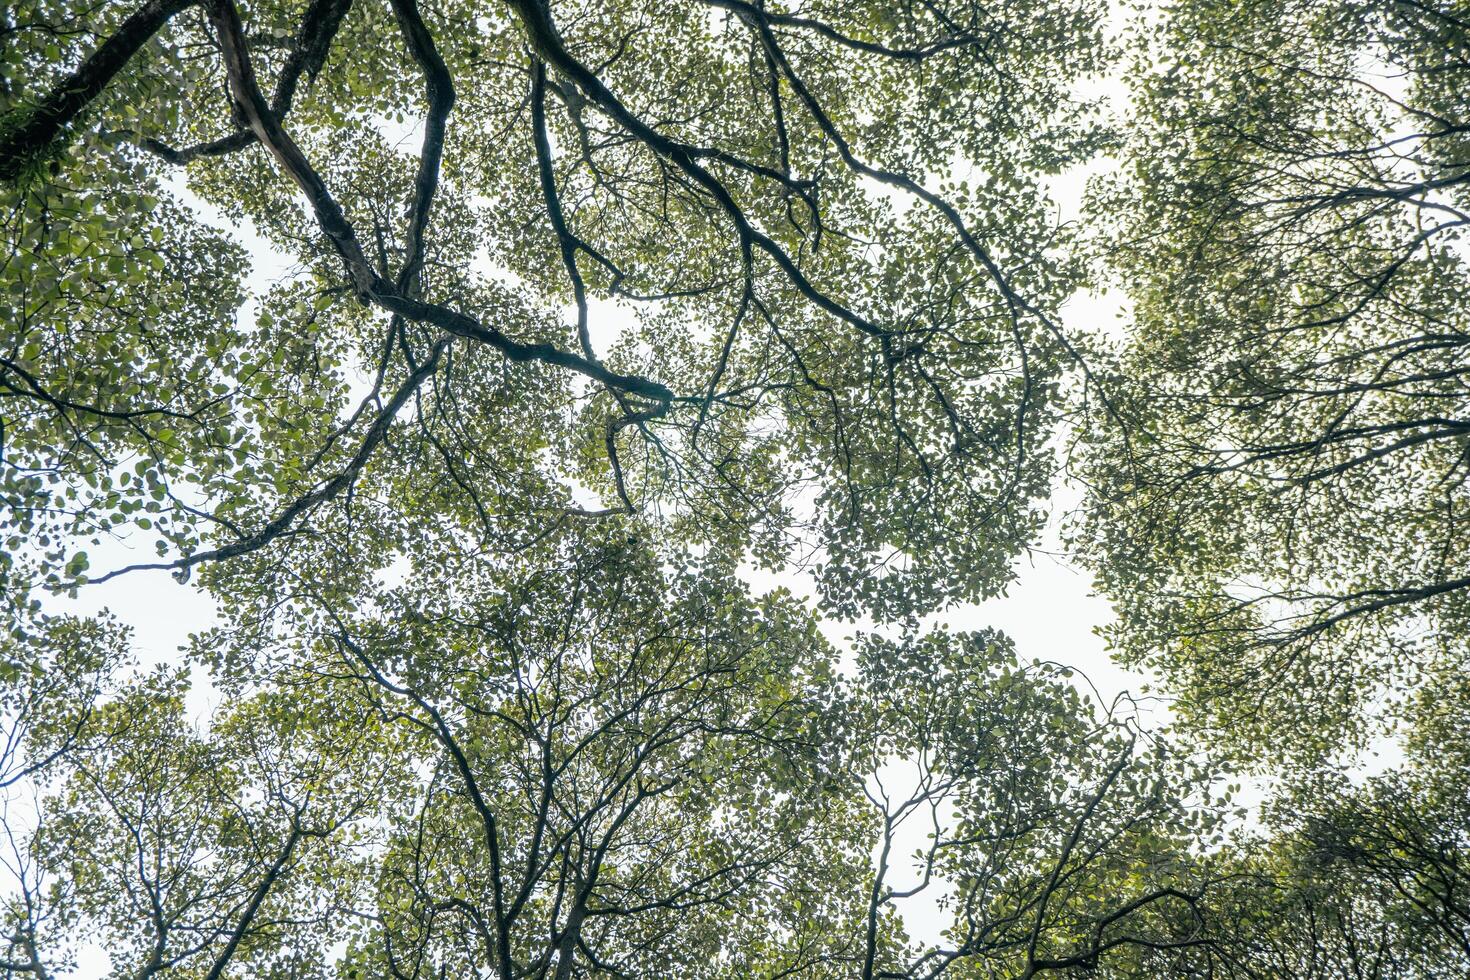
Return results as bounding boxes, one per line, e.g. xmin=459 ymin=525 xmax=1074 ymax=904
xmin=36 ymin=147 xmax=1157 ymax=963
xmin=17 ymin=0 xmax=1434 ymax=967
xmin=20 ymin=37 xmax=1233 ymax=968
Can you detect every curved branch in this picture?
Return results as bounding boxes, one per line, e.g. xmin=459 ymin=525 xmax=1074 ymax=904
xmin=207 ymin=0 xmax=672 ymax=401
xmin=89 ymin=334 xmax=451 ymax=584
xmin=144 ymin=0 xmax=352 ymax=164
xmin=505 ymin=0 xmax=892 ymax=342
xmin=388 ymin=0 xmax=453 ymax=296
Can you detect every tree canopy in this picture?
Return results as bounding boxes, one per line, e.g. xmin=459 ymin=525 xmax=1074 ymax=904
xmin=1 ymin=0 xmax=1468 ymax=976
xmin=1075 ymin=0 xmax=1470 ymax=761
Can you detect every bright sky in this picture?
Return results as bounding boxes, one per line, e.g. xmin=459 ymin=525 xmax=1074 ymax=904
xmin=18 ymin=1 xmax=1435 ymax=968
xmin=36 ymin=140 xmax=1157 ymax=962
xmin=19 ymin=15 xmax=1266 ymax=960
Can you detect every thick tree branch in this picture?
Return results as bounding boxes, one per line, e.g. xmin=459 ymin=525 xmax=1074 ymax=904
xmin=0 ymin=0 xmax=197 ymax=180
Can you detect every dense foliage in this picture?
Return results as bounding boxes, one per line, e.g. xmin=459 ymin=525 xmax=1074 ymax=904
xmin=1076 ymin=0 xmax=1470 ymax=761
xmin=1 ymin=0 xmax=1466 ymax=975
